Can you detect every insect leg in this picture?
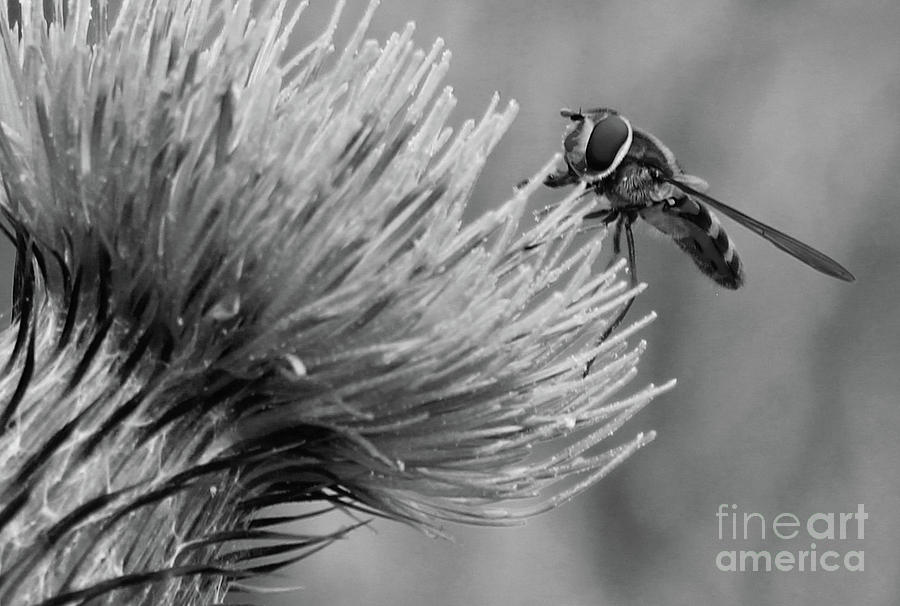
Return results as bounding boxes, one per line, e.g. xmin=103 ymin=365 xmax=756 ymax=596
xmin=593 ymin=209 xmax=622 ymax=273
xmin=543 ymin=168 xmax=581 ymax=189
xmin=584 ymin=213 xmax=638 ymax=377
xmin=515 ymin=165 xmax=580 ymax=191
xmin=583 ymin=208 xmax=612 ymax=222
xmin=523 ymin=191 xmax=605 ymax=251
xmin=523 ymin=222 xmax=605 ymax=251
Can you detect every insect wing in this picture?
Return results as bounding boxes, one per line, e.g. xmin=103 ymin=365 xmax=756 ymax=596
xmin=667 ymin=179 xmax=855 ymax=282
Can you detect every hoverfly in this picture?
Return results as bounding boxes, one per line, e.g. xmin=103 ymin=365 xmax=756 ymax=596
xmin=536 ymin=107 xmax=854 ymax=375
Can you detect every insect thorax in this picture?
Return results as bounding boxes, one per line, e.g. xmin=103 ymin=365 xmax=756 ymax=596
xmin=604 ymin=161 xmax=679 ymax=210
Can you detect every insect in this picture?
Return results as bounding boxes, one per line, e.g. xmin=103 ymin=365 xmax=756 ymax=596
xmin=537 ymin=107 xmax=855 ymax=375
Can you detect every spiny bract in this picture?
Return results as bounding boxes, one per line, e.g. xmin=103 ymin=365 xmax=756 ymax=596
xmin=0 ymin=1 xmax=670 ymax=604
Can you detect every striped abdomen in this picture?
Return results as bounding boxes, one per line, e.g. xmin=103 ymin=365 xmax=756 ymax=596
xmin=639 ymin=195 xmax=745 ymax=289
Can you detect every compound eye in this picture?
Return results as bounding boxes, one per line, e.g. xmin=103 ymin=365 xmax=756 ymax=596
xmin=585 ymin=114 xmax=631 ymax=173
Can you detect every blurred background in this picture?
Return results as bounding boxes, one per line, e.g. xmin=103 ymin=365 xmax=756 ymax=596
xmin=8 ymin=1 xmax=899 ymax=604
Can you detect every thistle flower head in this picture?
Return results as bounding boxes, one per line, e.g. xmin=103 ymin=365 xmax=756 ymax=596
xmin=0 ymin=1 xmax=671 ymax=603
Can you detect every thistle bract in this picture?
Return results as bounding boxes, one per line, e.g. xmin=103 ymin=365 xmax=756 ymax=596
xmin=0 ymin=1 xmax=671 ymax=603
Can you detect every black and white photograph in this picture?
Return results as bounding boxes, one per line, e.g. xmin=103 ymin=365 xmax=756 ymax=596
xmin=0 ymin=1 xmax=896 ymax=605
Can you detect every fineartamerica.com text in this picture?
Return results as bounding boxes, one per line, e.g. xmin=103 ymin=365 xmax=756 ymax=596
xmin=715 ymin=504 xmax=866 ymax=573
